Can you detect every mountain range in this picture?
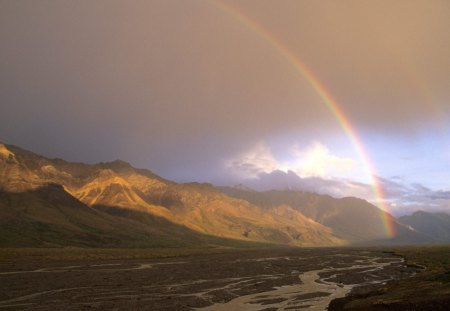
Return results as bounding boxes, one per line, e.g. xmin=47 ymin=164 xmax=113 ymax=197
xmin=399 ymin=211 xmax=450 ymax=242
xmin=0 ymin=142 xmax=446 ymax=248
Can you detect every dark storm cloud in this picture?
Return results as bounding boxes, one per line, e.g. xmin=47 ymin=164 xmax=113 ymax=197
xmin=0 ymin=0 xmax=330 ymax=176
xmin=1 ymin=0 xmax=450 ymax=183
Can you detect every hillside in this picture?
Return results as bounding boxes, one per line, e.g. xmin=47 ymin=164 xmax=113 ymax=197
xmin=0 ymin=183 xmax=264 ymax=248
xmin=0 ymin=143 xmax=344 ymax=247
xmin=220 ymin=187 xmax=432 ymax=244
xmin=399 ymin=211 xmax=450 ymax=242
xmin=1 ymin=142 xmax=436 ymax=248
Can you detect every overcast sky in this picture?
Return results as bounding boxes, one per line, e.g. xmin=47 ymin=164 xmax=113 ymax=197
xmin=1 ymin=0 xmax=450 ymax=215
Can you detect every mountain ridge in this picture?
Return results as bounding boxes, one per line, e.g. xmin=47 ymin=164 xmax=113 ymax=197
xmin=219 ymin=187 xmax=433 ymax=245
xmin=399 ymin=210 xmax=450 ymax=242
xmin=0 ymin=142 xmax=436 ymax=247
xmin=0 ymin=143 xmax=345 ymax=247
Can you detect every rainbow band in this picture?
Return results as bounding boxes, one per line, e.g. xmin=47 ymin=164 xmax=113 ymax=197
xmin=210 ymin=0 xmax=396 ymax=237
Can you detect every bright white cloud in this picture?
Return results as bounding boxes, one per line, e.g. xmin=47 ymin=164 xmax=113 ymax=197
xmin=226 ymin=142 xmax=450 ymax=217
xmin=289 ymin=142 xmax=357 ymax=178
xmin=225 ymin=141 xmax=281 ymax=178
xmin=227 ymin=141 xmax=357 ymax=180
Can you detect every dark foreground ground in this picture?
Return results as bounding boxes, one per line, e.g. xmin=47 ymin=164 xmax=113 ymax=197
xmin=329 ymin=245 xmax=450 ymax=311
xmin=0 ymin=246 xmax=448 ymax=310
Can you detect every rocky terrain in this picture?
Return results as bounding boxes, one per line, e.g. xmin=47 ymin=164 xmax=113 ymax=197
xmin=0 ymin=247 xmax=416 ymax=310
xmin=220 ymin=187 xmax=433 ymax=245
xmin=0 ymin=143 xmax=343 ymax=247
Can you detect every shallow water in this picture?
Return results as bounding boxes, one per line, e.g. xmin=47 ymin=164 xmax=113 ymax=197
xmin=198 ymin=256 xmax=402 ymax=311
xmin=0 ymin=248 xmax=411 ymax=310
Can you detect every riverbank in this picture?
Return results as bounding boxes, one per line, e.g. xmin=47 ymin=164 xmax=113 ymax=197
xmin=0 ymin=247 xmax=413 ymax=310
xmin=329 ymin=245 xmax=450 ymax=310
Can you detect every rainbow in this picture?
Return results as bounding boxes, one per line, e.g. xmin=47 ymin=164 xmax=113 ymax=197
xmin=209 ymin=0 xmax=396 ymax=237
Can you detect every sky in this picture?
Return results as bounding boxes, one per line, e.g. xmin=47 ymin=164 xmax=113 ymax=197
xmin=1 ymin=0 xmax=450 ymax=216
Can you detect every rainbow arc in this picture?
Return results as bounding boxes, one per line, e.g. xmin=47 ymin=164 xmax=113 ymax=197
xmin=210 ymin=0 xmax=396 ymax=237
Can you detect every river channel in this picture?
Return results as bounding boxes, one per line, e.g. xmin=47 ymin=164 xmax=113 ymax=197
xmin=0 ymin=248 xmax=414 ymax=310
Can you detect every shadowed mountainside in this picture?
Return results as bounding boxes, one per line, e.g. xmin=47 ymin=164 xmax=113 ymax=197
xmin=219 ymin=187 xmax=433 ymax=245
xmin=0 ymin=183 xmax=265 ymax=248
xmin=399 ymin=211 xmax=450 ymax=242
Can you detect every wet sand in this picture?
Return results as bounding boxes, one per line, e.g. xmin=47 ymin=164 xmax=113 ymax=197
xmin=0 ymin=248 xmax=415 ymax=310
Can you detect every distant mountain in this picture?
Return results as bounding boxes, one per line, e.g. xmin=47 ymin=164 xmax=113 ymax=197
xmin=0 ymin=142 xmax=436 ymax=247
xmin=0 ymin=143 xmax=343 ymax=247
xmin=219 ymin=187 xmax=433 ymax=245
xmin=399 ymin=211 xmax=450 ymax=242
xmin=241 ymin=169 xmax=369 ymax=199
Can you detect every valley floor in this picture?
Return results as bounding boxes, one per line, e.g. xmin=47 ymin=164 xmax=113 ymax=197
xmin=329 ymin=245 xmax=450 ymax=310
xmin=0 ymin=247 xmax=426 ymax=310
